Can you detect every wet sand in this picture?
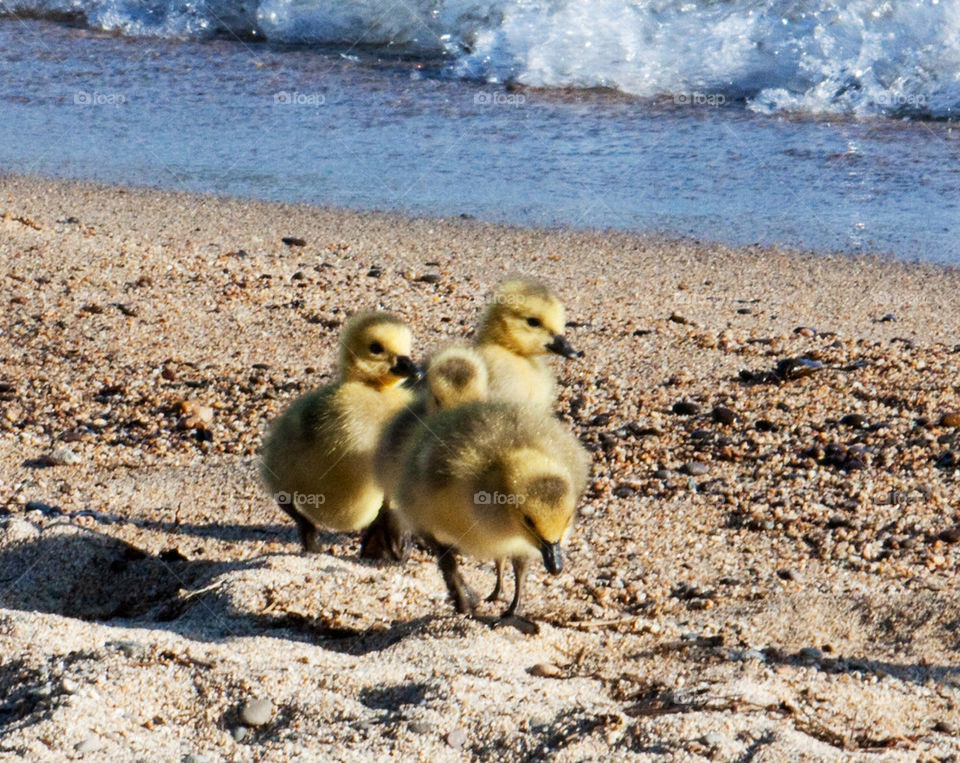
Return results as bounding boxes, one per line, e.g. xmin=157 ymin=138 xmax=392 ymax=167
xmin=1 ymin=173 xmax=959 ymax=760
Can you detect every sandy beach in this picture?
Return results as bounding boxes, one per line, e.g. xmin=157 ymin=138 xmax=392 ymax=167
xmin=2 ymin=172 xmax=960 ymax=760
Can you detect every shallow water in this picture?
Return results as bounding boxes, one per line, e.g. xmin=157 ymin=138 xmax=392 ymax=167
xmin=2 ymin=20 xmax=959 ymax=263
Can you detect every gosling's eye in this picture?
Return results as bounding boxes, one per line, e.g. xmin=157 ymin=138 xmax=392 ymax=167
xmin=522 ymin=515 xmax=535 ymax=529
xmin=369 ymin=341 xmax=384 ymax=355
xmin=526 ymin=317 xmax=542 ymax=327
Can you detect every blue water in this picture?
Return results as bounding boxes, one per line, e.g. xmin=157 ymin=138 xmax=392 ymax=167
xmin=2 ymin=17 xmax=959 ymax=262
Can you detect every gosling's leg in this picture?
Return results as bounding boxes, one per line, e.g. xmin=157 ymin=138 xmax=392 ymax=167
xmin=504 ymin=557 xmax=530 ymax=617
xmin=497 ymin=558 xmax=539 ymax=635
xmin=276 ymin=496 xmax=322 ymax=553
xmin=359 ymin=501 xmax=410 ymax=562
xmin=486 ymin=559 xmax=506 ymax=602
xmin=429 ymin=540 xmax=479 ymax=614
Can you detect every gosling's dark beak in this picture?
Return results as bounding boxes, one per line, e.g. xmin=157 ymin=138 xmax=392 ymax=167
xmin=545 ymin=334 xmax=582 ymax=359
xmin=540 ymin=541 xmax=563 ymax=575
xmin=390 ymin=355 xmax=422 ymax=381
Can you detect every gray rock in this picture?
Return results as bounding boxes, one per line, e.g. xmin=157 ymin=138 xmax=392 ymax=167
xmin=240 ymin=698 xmax=274 ymax=727
xmin=681 ymin=461 xmax=710 ymax=476
xmin=74 ymin=736 xmax=100 ymax=754
xmin=48 ymin=447 xmax=81 ymax=466
xmin=182 ymin=755 xmax=210 ymax=763
xmin=232 ymin=726 xmax=249 ymax=742
xmin=446 ymin=728 xmax=467 ymax=749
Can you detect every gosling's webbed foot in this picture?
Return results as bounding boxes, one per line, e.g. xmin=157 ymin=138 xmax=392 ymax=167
xmin=430 ymin=539 xmax=479 ymax=614
xmin=452 ymin=581 xmax=480 ymax=614
xmin=359 ymin=505 xmax=410 ymax=562
xmin=276 ymin=498 xmax=323 ymax=554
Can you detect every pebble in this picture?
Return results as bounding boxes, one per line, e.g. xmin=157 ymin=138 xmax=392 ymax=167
xmin=528 ymin=662 xmax=562 ymax=678
xmin=232 ymin=726 xmax=249 ymax=742
xmin=408 ymin=721 xmax=435 ymax=734
xmin=74 ymin=736 xmax=101 ymax=754
xmin=416 ymin=273 xmax=441 ymax=284
xmin=941 ymin=412 xmax=960 ymax=427
xmin=182 ymin=755 xmax=210 ymax=763
xmin=839 ymin=413 xmax=868 ymax=428
xmin=668 ymin=312 xmax=690 ymax=324
xmin=240 ymin=698 xmax=274 ymax=727
xmin=937 ymin=527 xmax=960 ymax=544
xmin=711 ymin=406 xmax=736 ymax=425
xmin=681 ymin=461 xmax=710 ymax=476
xmin=934 ymin=720 xmax=957 ymax=735
xmin=799 ymin=647 xmax=823 ymax=661
xmin=653 ymin=469 xmax=672 ymax=480
xmin=366 ymin=266 xmax=383 ymax=278
xmin=776 ymin=357 xmax=823 ymax=380
xmin=612 ymin=484 xmax=637 ymax=498
xmin=446 ymin=728 xmax=467 ymax=749
xmin=46 ymin=447 xmax=80 ymax=466
xmin=672 ymin=400 xmax=700 ymax=416
xmin=281 ymin=236 xmax=306 ymax=247
xmin=701 ymin=732 xmax=725 ymax=748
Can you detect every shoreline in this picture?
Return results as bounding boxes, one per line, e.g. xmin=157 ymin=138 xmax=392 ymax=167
xmin=2 ymin=172 xmax=960 ymax=759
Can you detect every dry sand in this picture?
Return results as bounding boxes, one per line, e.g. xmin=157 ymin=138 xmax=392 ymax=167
xmin=1 ymin=173 xmax=960 ymax=761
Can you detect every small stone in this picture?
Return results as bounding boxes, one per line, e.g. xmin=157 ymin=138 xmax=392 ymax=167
xmin=668 ymin=312 xmax=690 ymax=324
xmin=589 ymin=413 xmax=611 ymax=427
xmin=416 ymin=273 xmax=441 ymax=284
xmin=701 ymin=732 xmax=725 ymax=748
xmin=937 ymin=527 xmax=960 ymax=544
xmin=935 ymin=451 xmax=958 ymax=470
xmin=46 ymin=447 xmax=80 ymax=466
xmin=940 ymin=413 xmax=960 ymax=428
xmin=528 ymin=662 xmax=562 ymax=678
xmin=755 ymin=419 xmax=778 ymax=433
xmin=933 ymin=720 xmax=957 ymax=735
xmin=612 ymin=484 xmax=637 ymax=498
xmin=840 ymin=413 xmax=868 ymax=428
xmin=182 ymin=755 xmax=210 ymax=763
xmin=281 ymin=236 xmax=306 ymax=247
xmin=74 ymin=736 xmax=100 ymax=754
xmin=799 ymin=647 xmax=823 ymax=661
xmin=776 ymin=357 xmax=822 ymax=380
xmin=653 ymin=469 xmax=672 ymax=480
xmin=408 ymin=721 xmax=435 ymax=734
xmin=446 ymin=728 xmax=467 ymax=749
xmin=109 ymin=640 xmax=145 ymax=658
xmin=711 ymin=406 xmax=736 ymax=425
xmin=879 ymin=313 xmax=896 ymax=322
xmin=672 ymin=400 xmax=700 ymax=416
xmin=240 ymin=698 xmax=274 ymax=727
xmin=776 ymin=569 xmax=798 ymax=582
xmin=681 ymin=461 xmax=710 ymax=476
xmin=366 ymin=266 xmax=383 ymax=278
xmin=232 ymin=726 xmax=248 ymax=742
xmin=61 ymin=678 xmax=79 ymax=694
xmin=161 ymin=365 xmax=177 ymax=381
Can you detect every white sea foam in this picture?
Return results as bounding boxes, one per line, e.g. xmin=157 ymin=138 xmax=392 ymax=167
xmin=6 ymin=0 xmax=960 ymax=117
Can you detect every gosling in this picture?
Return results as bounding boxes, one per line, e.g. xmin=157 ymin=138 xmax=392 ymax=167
xmin=475 ymin=278 xmax=581 ymax=412
xmin=363 ymin=346 xmax=489 ymax=558
xmin=393 ymin=401 xmax=590 ymax=631
xmin=260 ymin=311 xmax=420 ymax=554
